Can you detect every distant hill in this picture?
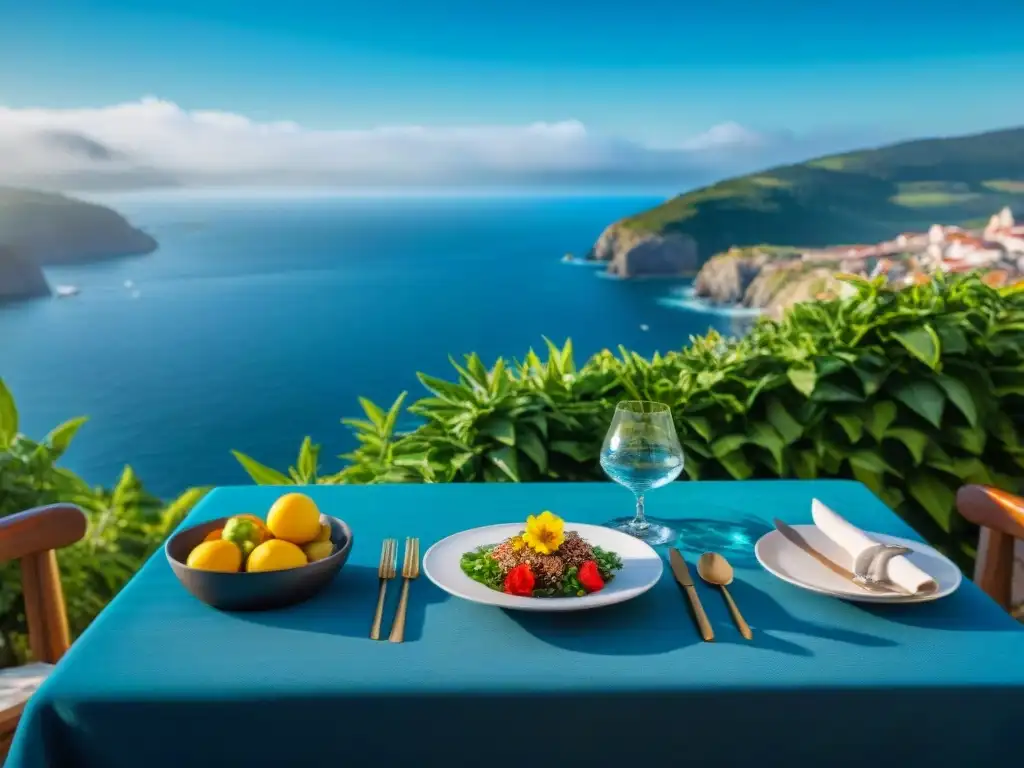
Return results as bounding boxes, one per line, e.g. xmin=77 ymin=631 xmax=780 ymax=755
xmin=0 ymin=130 xmax=179 ymax=191
xmin=588 ymin=126 xmax=1024 ymax=276
xmin=0 ymin=187 xmax=158 ymax=302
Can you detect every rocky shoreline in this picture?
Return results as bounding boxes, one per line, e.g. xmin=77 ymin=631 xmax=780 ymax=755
xmin=586 ymin=222 xmax=701 ymax=278
xmin=691 ymin=247 xmax=846 ymax=318
xmin=582 ymin=216 xmax=852 ymax=317
xmin=0 ymin=187 xmax=157 ymax=303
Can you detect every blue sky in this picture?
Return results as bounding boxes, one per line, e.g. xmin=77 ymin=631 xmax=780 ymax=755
xmin=1 ymin=1 xmax=1022 ymax=190
xmin=3 ymin=0 xmax=1023 ymax=140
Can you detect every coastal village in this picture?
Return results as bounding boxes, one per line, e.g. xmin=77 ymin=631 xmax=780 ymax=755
xmin=692 ymin=206 xmax=1024 ymax=315
xmin=806 ymin=206 xmax=1024 ymax=291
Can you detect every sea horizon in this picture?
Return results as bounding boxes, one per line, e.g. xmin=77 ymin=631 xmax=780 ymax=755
xmin=74 ymin=186 xmax=688 ymax=204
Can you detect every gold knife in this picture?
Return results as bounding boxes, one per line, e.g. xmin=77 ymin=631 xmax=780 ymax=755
xmin=771 ymin=518 xmax=913 ymax=595
xmin=668 ymin=548 xmax=714 ymax=641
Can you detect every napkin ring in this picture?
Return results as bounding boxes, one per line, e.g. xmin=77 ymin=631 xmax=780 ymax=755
xmin=852 ymin=543 xmax=912 ymax=585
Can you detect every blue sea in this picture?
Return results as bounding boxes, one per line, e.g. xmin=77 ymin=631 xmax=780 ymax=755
xmin=0 ymin=192 xmax=753 ymax=498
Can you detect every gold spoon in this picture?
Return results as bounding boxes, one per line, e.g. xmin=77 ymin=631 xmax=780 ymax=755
xmin=697 ymin=552 xmax=753 ymax=640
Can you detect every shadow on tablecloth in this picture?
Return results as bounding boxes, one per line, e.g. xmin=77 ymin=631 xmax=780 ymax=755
xmin=506 ymin=568 xmax=898 ymax=658
xmin=233 ymin=564 xmax=449 ymax=642
xmin=849 ymin=585 xmax=1022 ymax=632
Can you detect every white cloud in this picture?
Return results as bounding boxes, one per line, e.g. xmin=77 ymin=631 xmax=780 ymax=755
xmin=678 ymin=121 xmax=766 ymax=151
xmin=0 ymin=97 xmax=882 ymax=190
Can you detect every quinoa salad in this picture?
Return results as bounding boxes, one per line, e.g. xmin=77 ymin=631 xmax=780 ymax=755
xmin=459 ymin=511 xmax=623 ymax=597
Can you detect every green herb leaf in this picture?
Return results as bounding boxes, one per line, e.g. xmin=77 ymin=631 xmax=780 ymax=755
xmin=934 ymin=374 xmax=978 ymax=428
xmin=0 ymin=377 xmax=18 ymax=448
xmin=890 ymin=379 xmax=945 ymax=429
xmin=231 ymin=450 xmax=293 ymax=485
xmin=893 ymin=325 xmax=942 ymax=370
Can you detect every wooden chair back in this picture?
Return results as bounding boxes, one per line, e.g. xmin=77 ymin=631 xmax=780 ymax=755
xmin=955 ymin=485 xmax=1024 ymax=610
xmin=0 ymin=503 xmax=87 ymax=762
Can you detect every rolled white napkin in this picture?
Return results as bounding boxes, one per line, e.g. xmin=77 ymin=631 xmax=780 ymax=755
xmin=811 ymin=498 xmax=938 ymax=594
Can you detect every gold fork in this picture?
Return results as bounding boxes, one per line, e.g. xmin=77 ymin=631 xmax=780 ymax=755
xmin=370 ymin=538 xmax=397 ymax=640
xmin=388 ymin=537 xmax=420 ymax=644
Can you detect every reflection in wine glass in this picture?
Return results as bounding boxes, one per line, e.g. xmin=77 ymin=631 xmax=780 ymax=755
xmin=599 ymin=401 xmax=684 ymax=545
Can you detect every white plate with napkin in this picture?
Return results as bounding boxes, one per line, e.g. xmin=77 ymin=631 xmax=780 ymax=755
xmin=755 ymin=499 xmax=961 ymax=603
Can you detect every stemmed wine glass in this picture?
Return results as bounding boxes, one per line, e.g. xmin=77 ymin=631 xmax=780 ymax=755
xmin=600 ymin=400 xmax=684 ymax=545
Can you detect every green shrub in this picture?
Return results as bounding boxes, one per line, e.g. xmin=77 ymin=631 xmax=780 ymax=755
xmin=236 ymin=274 xmax=1024 ymax=568
xmin=0 ymin=379 xmax=206 ymax=668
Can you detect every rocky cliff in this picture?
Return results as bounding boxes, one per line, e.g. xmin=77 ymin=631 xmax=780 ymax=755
xmin=0 ymin=246 xmax=50 ymax=301
xmin=693 ymin=248 xmax=843 ymax=318
xmin=692 ymin=248 xmax=774 ymax=303
xmin=587 ymin=222 xmax=700 ymax=278
xmin=0 ymin=187 xmax=157 ymax=302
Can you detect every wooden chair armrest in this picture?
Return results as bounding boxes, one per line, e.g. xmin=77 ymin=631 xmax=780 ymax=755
xmin=956 ymin=484 xmax=1024 ymax=610
xmin=956 ymin=485 xmax=1024 ymax=539
xmin=0 ymin=504 xmax=88 ymax=563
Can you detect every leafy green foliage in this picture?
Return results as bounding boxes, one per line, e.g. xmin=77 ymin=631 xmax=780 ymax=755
xmin=231 ymin=394 xmax=411 ymax=485
xmin=239 ymin=275 xmax=1024 ymax=569
xmin=0 ymin=378 xmax=207 ymax=668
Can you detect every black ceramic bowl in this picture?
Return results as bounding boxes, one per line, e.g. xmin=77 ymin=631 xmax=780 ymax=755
xmin=165 ymin=515 xmax=353 ymax=611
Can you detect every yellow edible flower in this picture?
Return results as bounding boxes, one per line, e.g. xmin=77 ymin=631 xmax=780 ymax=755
xmin=510 ymin=535 xmax=526 ymax=552
xmin=522 ymin=511 xmax=565 ymax=555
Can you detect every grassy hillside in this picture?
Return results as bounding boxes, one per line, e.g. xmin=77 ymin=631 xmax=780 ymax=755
xmin=621 ymin=126 xmax=1024 ymax=257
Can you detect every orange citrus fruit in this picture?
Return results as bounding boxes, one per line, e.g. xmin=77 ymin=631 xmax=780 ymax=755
xmin=186 ymin=540 xmax=243 ymax=572
xmin=203 ymin=527 xmax=225 ymax=543
xmin=246 ymin=539 xmax=308 ymax=572
xmin=266 ymin=493 xmax=321 ymax=544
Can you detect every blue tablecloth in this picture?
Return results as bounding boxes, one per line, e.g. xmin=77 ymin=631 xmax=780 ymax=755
xmin=8 ymin=480 xmax=1024 ymax=767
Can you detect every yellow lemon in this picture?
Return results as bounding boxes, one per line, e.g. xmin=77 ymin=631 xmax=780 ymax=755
xmin=303 ymin=540 xmax=334 ymax=563
xmin=266 ymin=493 xmax=321 ymax=544
xmin=246 ymin=539 xmax=308 ymax=572
xmin=312 ymin=522 xmax=332 ymax=543
xmin=186 ymin=540 xmax=243 ymax=572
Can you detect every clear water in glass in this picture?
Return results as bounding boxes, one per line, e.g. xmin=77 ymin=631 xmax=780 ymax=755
xmin=600 ymin=400 xmax=684 ymax=545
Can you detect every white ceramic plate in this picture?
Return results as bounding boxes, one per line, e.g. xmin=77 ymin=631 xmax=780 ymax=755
xmin=755 ymin=525 xmax=961 ymax=604
xmin=423 ymin=522 xmax=663 ymax=611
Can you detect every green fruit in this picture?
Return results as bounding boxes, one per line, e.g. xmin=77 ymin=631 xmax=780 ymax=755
xmin=303 ymin=540 xmax=334 ymax=562
xmin=312 ymin=523 xmax=331 ymax=543
xmin=222 ymin=517 xmax=263 ymax=560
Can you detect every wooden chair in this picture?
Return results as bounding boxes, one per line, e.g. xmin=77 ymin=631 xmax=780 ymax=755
xmin=0 ymin=504 xmax=87 ymax=763
xmin=956 ymin=484 xmax=1024 ymax=612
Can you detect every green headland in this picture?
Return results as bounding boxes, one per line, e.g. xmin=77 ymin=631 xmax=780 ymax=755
xmin=588 ymin=125 xmax=1024 ymax=278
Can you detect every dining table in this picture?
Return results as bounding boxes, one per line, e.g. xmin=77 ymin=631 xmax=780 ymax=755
xmin=7 ymin=479 xmax=1024 ymax=767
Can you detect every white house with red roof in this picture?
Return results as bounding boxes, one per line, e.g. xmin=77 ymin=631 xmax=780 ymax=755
xmin=984 ymin=207 xmax=1024 ymax=253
